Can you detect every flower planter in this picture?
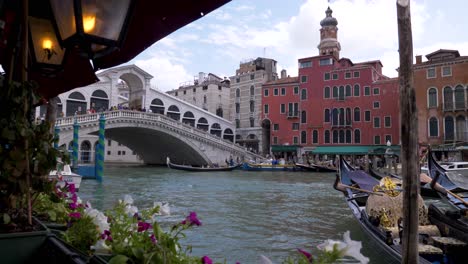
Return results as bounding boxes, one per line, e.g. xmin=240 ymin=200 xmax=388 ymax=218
xmin=0 ymin=218 xmax=49 ymax=264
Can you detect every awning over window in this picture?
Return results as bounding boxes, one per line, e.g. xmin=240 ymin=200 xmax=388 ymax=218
xmin=271 ymin=145 xmax=299 ymax=152
xmin=310 ymin=145 xmax=400 ymax=155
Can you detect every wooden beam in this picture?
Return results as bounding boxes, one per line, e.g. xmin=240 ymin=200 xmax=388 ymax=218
xmin=396 ymin=0 xmax=419 ymax=263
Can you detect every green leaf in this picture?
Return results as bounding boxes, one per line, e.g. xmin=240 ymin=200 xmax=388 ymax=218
xmin=109 ymin=255 xmax=130 ymax=264
xmin=3 ymin=213 xmax=11 ymax=224
xmin=48 ymin=210 xmax=57 ymax=222
xmin=131 ymin=247 xmax=145 ymax=260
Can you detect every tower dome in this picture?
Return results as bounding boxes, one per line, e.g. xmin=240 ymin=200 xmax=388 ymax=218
xmin=320 ymin=7 xmax=338 ymax=27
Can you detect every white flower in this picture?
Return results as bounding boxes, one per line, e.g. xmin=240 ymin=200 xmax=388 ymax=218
xmin=91 ymin=239 xmax=111 ymax=254
xmin=317 ymin=231 xmax=369 ymax=264
xmin=123 ymin=195 xmax=133 ymax=205
xmin=86 ymin=201 xmax=92 ymax=208
xmin=258 ymin=255 xmax=274 ymax=264
xmin=125 ymin=204 xmax=138 ymax=216
xmin=153 ymin=202 xmax=170 ymax=216
xmin=77 ymin=197 xmax=82 ymax=205
xmin=84 ymin=208 xmax=110 ymax=233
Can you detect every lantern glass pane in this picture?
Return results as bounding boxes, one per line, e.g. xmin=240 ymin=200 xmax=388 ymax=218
xmin=82 ymin=0 xmax=131 ymax=41
xmin=50 ymin=0 xmax=75 ymax=40
xmin=29 ymin=17 xmax=64 ymax=65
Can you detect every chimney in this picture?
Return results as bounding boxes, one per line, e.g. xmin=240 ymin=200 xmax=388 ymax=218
xmin=281 ymin=69 xmax=287 ymax=79
xmin=415 ymin=55 xmax=422 ymax=64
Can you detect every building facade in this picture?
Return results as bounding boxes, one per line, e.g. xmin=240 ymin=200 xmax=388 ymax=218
xmin=167 ymin=72 xmax=231 ymax=119
xmin=262 ymin=7 xmax=400 ymax=158
xmin=414 ymin=50 xmax=468 ymax=153
xmin=229 ymin=57 xmax=278 ymax=154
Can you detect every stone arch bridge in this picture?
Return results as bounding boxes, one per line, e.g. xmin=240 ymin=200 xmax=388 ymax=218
xmin=56 ymin=110 xmax=261 ymax=166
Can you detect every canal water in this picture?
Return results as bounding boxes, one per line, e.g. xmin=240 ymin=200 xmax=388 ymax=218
xmin=79 ymin=165 xmax=445 ymax=263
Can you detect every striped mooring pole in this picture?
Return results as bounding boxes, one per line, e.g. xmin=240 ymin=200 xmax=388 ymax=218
xmin=72 ymin=119 xmax=79 ymax=169
xmin=95 ymin=114 xmax=106 ymax=182
xmin=54 ymin=125 xmax=60 ymax=149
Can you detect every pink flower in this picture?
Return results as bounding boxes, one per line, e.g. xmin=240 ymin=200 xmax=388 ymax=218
xmin=137 ymin=221 xmax=151 ymax=232
xmin=182 ymin=212 xmax=202 ymax=226
xmin=201 ymin=256 xmax=212 ymax=264
xmin=150 ymin=233 xmax=157 ymax=244
xmin=297 ymin=248 xmax=313 ymax=262
xmin=69 ymin=212 xmax=81 ymax=219
xmin=68 ymin=183 xmax=76 ymax=194
xmin=69 ymin=202 xmax=77 ymax=210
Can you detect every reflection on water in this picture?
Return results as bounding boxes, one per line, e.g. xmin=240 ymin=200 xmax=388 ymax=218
xmin=79 ymin=166 xmax=448 ymax=263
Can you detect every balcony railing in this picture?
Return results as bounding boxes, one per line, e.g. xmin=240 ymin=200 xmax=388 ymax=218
xmin=331 ymin=122 xmax=352 ymax=128
xmin=444 ymin=132 xmax=468 ymax=143
xmin=287 ymin=111 xmax=299 ymax=118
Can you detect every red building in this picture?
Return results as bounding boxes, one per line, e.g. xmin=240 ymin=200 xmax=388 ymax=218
xmin=262 ymin=7 xmax=400 ymax=158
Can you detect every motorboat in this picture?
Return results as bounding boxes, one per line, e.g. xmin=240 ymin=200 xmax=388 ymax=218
xmin=49 ymin=161 xmax=82 ymax=191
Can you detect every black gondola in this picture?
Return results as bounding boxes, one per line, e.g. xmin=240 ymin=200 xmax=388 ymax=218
xmin=295 ymin=163 xmax=336 ymax=172
xmin=335 ymin=156 xmax=466 ymax=263
xmin=369 ymin=167 xmax=438 ymax=198
xmin=427 ymin=151 xmax=468 ymax=210
xmin=167 ymin=161 xmax=240 ymax=172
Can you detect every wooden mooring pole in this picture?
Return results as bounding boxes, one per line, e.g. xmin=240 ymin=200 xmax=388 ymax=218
xmin=396 ymin=0 xmax=419 ymax=263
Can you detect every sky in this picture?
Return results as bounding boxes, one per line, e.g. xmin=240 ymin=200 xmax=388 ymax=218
xmin=129 ymin=0 xmax=468 ymax=92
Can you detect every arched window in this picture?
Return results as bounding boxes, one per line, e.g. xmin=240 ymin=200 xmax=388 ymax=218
xmin=197 ymin=117 xmax=209 ymax=131
xmin=456 ymin=115 xmax=466 ymax=141
xmin=66 ymin=92 xmax=87 ymax=116
xmin=312 ymin=130 xmax=318 ymax=144
xmin=182 ymin=111 xmax=195 ymax=127
xmin=324 ymin=109 xmax=330 ymax=122
xmin=90 ymin=90 xmax=109 ymax=112
xmin=339 ymin=108 xmax=345 ymax=126
xmin=301 ymin=131 xmax=307 ymax=144
xmin=339 ymin=86 xmax=345 ymax=100
xmin=429 ymin=117 xmax=438 ymax=137
xmin=80 ymin=141 xmax=91 ymax=163
xmin=332 ymin=130 xmax=338 ymax=143
xmin=324 ymin=130 xmax=330 ymax=143
xmin=345 ymin=130 xmax=352 ymax=143
xmin=236 ymin=88 xmax=240 ymax=97
xmin=235 ymin=103 xmax=240 ymax=113
xmin=332 ymin=109 xmax=338 ymax=126
xmin=353 ymin=84 xmax=360 ymax=96
xmin=332 ymin=86 xmax=338 ymax=98
xmin=455 ymin=85 xmax=465 ymax=109
xmin=250 ymin=101 xmax=255 ymax=112
xmin=345 ymin=85 xmax=351 ymax=97
xmin=301 ymin=111 xmax=307 ymax=124
xmin=250 ymin=85 xmax=255 ymax=96
xmin=210 ymin=123 xmax=222 ymax=137
xmin=301 ymin=89 xmax=307 ymax=100
xmin=354 ymin=107 xmax=360 ymax=122
xmin=444 ymin=116 xmax=454 ymax=141
xmin=346 ymin=108 xmax=351 ymax=125
xmin=443 ymin=86 xmax=453 ymax=110
xmin=427 ymin=88 xmax=437 ymax=108
xmin=150 ymin=98 xmax=165 ymax=114
xmin=203 ymin=95 xmax=207 ymax=104
xmin=167 ymin=105 xmax=180 ymax=121
xmin=223 ymin=128 xmax=234 ymax=142
xmin=324 ymin=86 xmax=330 ymax=98
xmin=339 ymin=130 xmax=345 ymax=143
xmin=354 ymin=129 xmax=361 ymax=144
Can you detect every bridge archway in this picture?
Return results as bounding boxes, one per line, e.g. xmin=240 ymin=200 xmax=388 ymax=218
xmin=119 ymin=73 xmax=144 ymax=109
xmin=91 ymin=90 xmax=109 ymax=112
xmin=167 ymin=105 xmax=181 ymax=121
xmin=223 ymin=128 xmax=234 ymax=142
xmin=182 ymin=111 xmax=195 ymax=127
xmin=150 ymin=98 xmax=164 ymax=114
xmin=80 ymin=140 xmax=92 ymax=163
xmin=66 ymin=92 xmax=87 ymax=116
xmin=210 ymin=123 xmax=221 ymax=137
xmin=197 ymin=117 xmax=209 ymax=131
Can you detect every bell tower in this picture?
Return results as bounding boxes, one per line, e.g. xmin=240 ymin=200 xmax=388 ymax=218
xmin=318 ymin=7 xmax=341 ymax=59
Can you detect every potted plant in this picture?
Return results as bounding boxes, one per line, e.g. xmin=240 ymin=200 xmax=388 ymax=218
xmin=0 ymin=77 xmax=65 ymax=262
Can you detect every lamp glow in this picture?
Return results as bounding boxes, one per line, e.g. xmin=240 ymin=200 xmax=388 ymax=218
xmin=83 ymin=15 xmax=96 ymax=33
xmin=42 ymin=39 xmax=53 ymax=50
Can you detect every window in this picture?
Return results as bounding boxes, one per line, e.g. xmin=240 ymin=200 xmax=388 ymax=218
xmin=294 ymin=86 xmax=299 ymax=94
xmin=324 ymin=130 xmax=330 ymax=143
xmin=429 ymin=117 xmax=438 ymax=137
xmin=373 ymin=101 xmax=380 ymax=109
xmin=374 ymin=117 xmax=381 ymax=128
xmin=236 ymin=88 xmax=240 ymax=97
xmin=324 ymin=72 xmax=331 ymax=80
xmin=346 ymin=108 xmax=352 ymax=126
xmin=280 ymin=104 xmax=286 ymax=114
xmin=250 ymin=74 xmax=255 ymax=80
xmin=250 ymin=85 xmax=255 ymax=96
xmin=338 ymin=86 xmax=345 ymax=100
xmin=332 ymin=73 xmax=338 ymax=80
xmin=324 ymin=109 xmax=330 ymax=122
xmin=122 ymin=151 xmax=126 ymax=155
xmin=443 ymin=86 xmax=453 ymax=110
xmin=118 ymin=151 xmax=121 ymax=155
xmin=319 ymin=58 xmax=333 ymax=66
xmin=281 ymin=88 xmax=286 ymax=95
xmin=264 ymin=104 xmax=269 ymax=114
xmin=107 ymin=151 xmax=111 ymax=155
xmin=107 ymin=140 xmax=111 ymax=146
xmin=301 ymin=111 xmax=307 ymax=123
xmin=339 ymin=130 xmax=345 ymax=143
xmin=374 ymin=135 xmax=381 ymax=145
xmin=202 ymin=86 xmax=208 ymax=90
xmin=293 ymin=136 xmax=299 ymax=144
xmin=301 ymin=89 xmax=307 ymax=100
xmin=324 ymin=86 xmax=330 ymax=98
xmin=183 ymin=90 xmax=187 ymax=94
xmin=346 ymin=130 xmax=352 ymax=143
xmin=426 ymin=68 xmax=436 ymax=79
xmin=331 ymin=108 xmax=338 ymax=126
xmin=300 ymin=61 xmax=312 ymax=68
xmin=332 ymin=130 xmax=338 ymax=143
xmin=218 ymin=85 xmax=222 ymax=90
xmin=354 ymin=108 xmax=360 ymax=122
xmin=442 ymin=66 xmax=452 ymax=77
xmin=274 ymin=88 xmax=279 ymax=96
xmin=373 ymin=88 xmax=380 ymax=95
xmin=385 ymin=116 xmax=391 ymax=127
xmin=235 ymin=103 xmax=240 ymax=113
xmin=235 ymin=119 xmax=240 ymax=128
xmin=301 ymin=131 xmax=307 ymax=144
xmin=273 ymin=137 xmax=278 ymax=144
xmin=345 ymin=72 xmax=352 ymax=79
xmin=273 ymin=124 xmax=279 ymax=131
xmin=250 ymin=118 xmax=255 ymax=127
xmin=313 ymin=130 xmax=318 ymax=144
xmin=345 ymin=85 xmax=351 ymax=97
xmin=250 ymin=101 xmax=255 ymax=112
xmin=353 ymin=71 xmax=360 ymax=78
xmin=264 ymin=89 xmax=269 ymax=97
xmin=236 ymin=77 xmax=240 ymax=83
xmin=175 ymin=92 xmax=178 ymax=96
xmin=301 ymin=75 xmax=307 ymax=83
xmin=292 ymin=123 xmax=299 ymax=130
xmin=445 ymin=116 xmax=454 ymax=141
xmin=364 ymin=110 xmax=371 ymax=122
xmin=332 ymin=86 xmax=338 ymax=98
xmin=428 ymin=88 xmax=437 ymax=108
xmin=385 ymin=135 xmax=392 ymax=145
xmin=364 ymin=86 xmax=370 ymax=96
xmin=455 ymin=85 xmax=465 ymax=109
xmin=354 ymin=129 xmax=361 ymax=143
xmin=193 ymin=88 xmax=196 ymax=93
